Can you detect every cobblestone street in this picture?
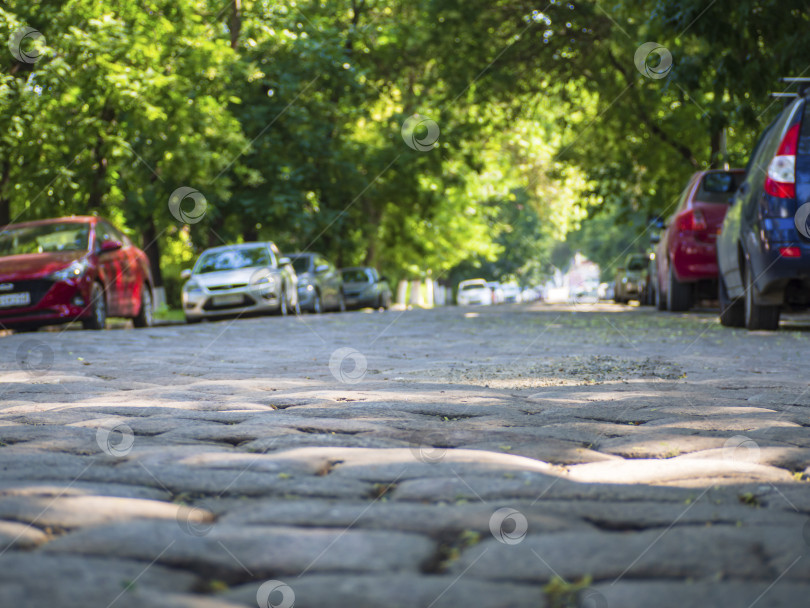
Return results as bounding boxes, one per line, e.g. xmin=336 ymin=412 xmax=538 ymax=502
xmin=2 ymin=303 xmax=809 ymax=607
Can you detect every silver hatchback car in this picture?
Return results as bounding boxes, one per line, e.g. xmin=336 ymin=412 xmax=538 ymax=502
xmin=181 ymin=242 xmax=298 ymax=322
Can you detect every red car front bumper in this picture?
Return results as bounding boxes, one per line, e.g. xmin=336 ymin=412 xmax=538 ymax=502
xmin=0 ymin=277 xmax=94 ymax=328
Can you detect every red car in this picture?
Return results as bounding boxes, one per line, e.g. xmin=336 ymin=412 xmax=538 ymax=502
xmin=655 ymin=169 xmax=745 ymax=311
xmin=0 ymin=216 xmax=154 ymax=331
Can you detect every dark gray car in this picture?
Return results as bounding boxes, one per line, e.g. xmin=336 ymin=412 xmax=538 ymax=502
xmin=341 ymin=267 xmax=392 ymax=310
xmin=289 ymin=253 xmax=345 ymax=313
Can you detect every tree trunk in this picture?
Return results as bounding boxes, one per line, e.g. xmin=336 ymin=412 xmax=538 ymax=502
xmin=142 ymin=216 xmax=164 ymax=289
xmin=0 ymin=160 xmax=11 ymax=226
xmin=229 ymin=0 xmax=242 ymax=49
xmin=709 ymin=127 xmax=726 ymax=169
xmin=87 ymin=135 xmax=107 ymax=209
xmin=243 ymin=225 xmax=258 ymax=241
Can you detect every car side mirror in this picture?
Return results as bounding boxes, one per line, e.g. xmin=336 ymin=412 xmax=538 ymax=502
xmin=315 ymin=264 xmax=330 ymax=273
xmin=99 ymin=239 xmax=122 ymax=253
xmin=278 ymin=257 xmax=291 ymax=266
xmin=180 ymin=269 xmax=192 ymax=280
xmin=650 ymin=234 xmax=660 ymax=244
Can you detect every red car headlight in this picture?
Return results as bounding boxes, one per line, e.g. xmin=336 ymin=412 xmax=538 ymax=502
xmin=48 ymin=259 xmax=89 ymax=282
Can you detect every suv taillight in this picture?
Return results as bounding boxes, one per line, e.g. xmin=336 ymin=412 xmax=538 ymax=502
xmin=764 ymin=123 xmax=800 ymax=198
xmin=675 ymin=209 xmax=707 ymax=232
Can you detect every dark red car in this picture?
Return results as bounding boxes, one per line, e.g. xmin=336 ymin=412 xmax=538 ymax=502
xmin=655 ymin=169 xmax=745 ymax=311
xmin=0 ymin=216 xmax=153 ymax=331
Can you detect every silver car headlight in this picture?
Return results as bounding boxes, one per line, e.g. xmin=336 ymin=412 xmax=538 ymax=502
xmin=183 ymin=279 xmax=203 ymax=293
xmin=250 ymin=274 xmax=278 ymax=295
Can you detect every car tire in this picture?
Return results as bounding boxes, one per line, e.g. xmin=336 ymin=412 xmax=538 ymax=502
xmin=133 ymin=284 xmax=153 ymax=328
xmin=666 ymin=265 xmax=692 ymax=312
xmin=82 ymin=283 xmax=107 ymax=330
xmin=278 ymin=290 xmax=288 ymax=316
xmin=718 ymin=274 xmax=744 ymax=328
xmin=312 ymin=292 xmax=323 ymax=314
xmin=289 ymin=294 xmax=301 ymax=315
xmin=185 ymin=316 xmax=202 ymax=324
xmin=744 ymin=262 xmax=780 ymax=331
xmin=655 ymin=278 xmax=666 ymax=311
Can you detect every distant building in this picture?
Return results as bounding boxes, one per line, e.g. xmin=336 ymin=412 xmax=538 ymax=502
xmin=544 ymin=252 xmax=600 ymax=302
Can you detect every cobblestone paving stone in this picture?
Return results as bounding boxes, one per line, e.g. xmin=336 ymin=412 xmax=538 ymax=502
xmin=1 ymin=302 xmax=809 ymax=607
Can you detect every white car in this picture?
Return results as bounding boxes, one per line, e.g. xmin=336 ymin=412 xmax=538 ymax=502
xmin=487 ymin=281 xmax=505 ymax=304
xmin=181 ymin=242 xmax=298 ymax=322
xmin=457 ymin=279 xmax=492 ymax=306
xmin=501 ymin=283 xmax=522 ymax=303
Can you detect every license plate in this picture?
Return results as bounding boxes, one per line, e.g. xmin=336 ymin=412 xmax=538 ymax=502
xmin=0 ymin=292 xmax=30 ymax=308
xmin=213 ymin=294 xmax=243 ymax=306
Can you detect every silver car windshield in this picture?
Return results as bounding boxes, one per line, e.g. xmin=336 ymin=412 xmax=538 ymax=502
xmin=196 ymin=247 xmax=271 ymax=274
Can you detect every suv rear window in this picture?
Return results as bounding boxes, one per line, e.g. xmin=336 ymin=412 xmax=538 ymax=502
xmin=627 ymin=255 xmax=647 ymax=271
xmin=696 ymin=172 xmax=743 ymax=204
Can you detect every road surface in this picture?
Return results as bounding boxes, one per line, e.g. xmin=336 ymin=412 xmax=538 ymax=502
xmin=1 ymin=302 xmax=809 ymax=607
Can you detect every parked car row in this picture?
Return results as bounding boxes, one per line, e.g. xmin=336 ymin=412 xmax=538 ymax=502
xmin=180 ymin=244 xmax=392 ymax=324
xmin=617 ymin=85 xmax=810 ymax=330
xmin=0 ymin=218 xmax=392 ymax=331
xmin=456 ymin=279 xmax=537 ymax=306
